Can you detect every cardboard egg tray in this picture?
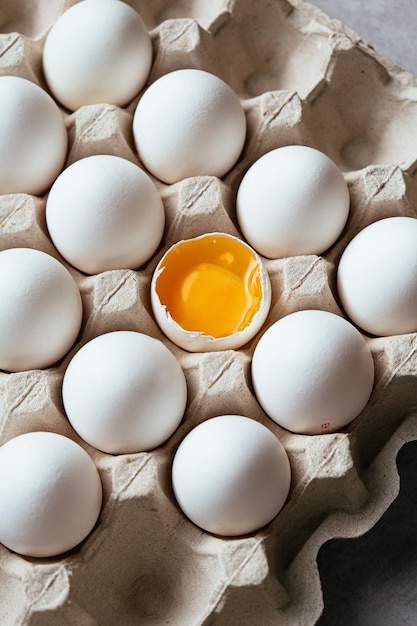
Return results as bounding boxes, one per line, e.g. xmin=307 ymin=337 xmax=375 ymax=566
xmin=1 ymin=0 xmax=417 ymax=623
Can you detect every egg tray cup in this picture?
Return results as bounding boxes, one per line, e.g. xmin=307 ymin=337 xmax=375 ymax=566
xmin=2 ymin=0 xmax=417 ymax=624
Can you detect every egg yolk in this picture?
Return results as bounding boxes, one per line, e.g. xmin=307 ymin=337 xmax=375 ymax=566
xmin=155 ymin=234 xmax=263 ymax=338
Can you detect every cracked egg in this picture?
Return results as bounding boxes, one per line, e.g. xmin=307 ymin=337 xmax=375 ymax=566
xmin=151 ymin=232 xmax=271 ymax=352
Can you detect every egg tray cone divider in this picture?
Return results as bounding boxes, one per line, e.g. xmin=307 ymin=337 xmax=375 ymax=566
xmin=1 ymin=0 xmax=417 ymax=624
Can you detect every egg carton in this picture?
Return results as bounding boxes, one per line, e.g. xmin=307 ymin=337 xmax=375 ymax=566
xmin=1 ymin=0 xmax=417 ymax=624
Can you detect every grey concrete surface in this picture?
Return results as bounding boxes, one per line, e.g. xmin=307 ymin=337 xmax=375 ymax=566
xmin=311 ymin=0 xmax=417 ymax=77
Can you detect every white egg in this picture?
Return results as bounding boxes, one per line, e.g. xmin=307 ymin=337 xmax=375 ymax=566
xmin=0 ymin=432 xmax=102 ymax=557
xmin=63 ymin=331 xmax=187 ymax=454
xmin=151 ymin=232 xmax=271 ymax=352
xmin=172 ymin=415 xmax=291 ymax=536
xmin=46 ymin=155 xmax=165 ymax=274
xmin=337 ymin=216 xmax=417 ymax=336
xmin=0 ymin=248 xmax=83 ymax=373
xmin=0 ymin=76 xmax=67 ymax=196
xmin=132 ymin=69 xmax=246 ymax=184
xmin=42 ymin=0 xmax=152 ymax=111
xmin=236 ymin=146 xmax=350 ymax=258
xmin=251 ymin=310 xmax=374 ymax=435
